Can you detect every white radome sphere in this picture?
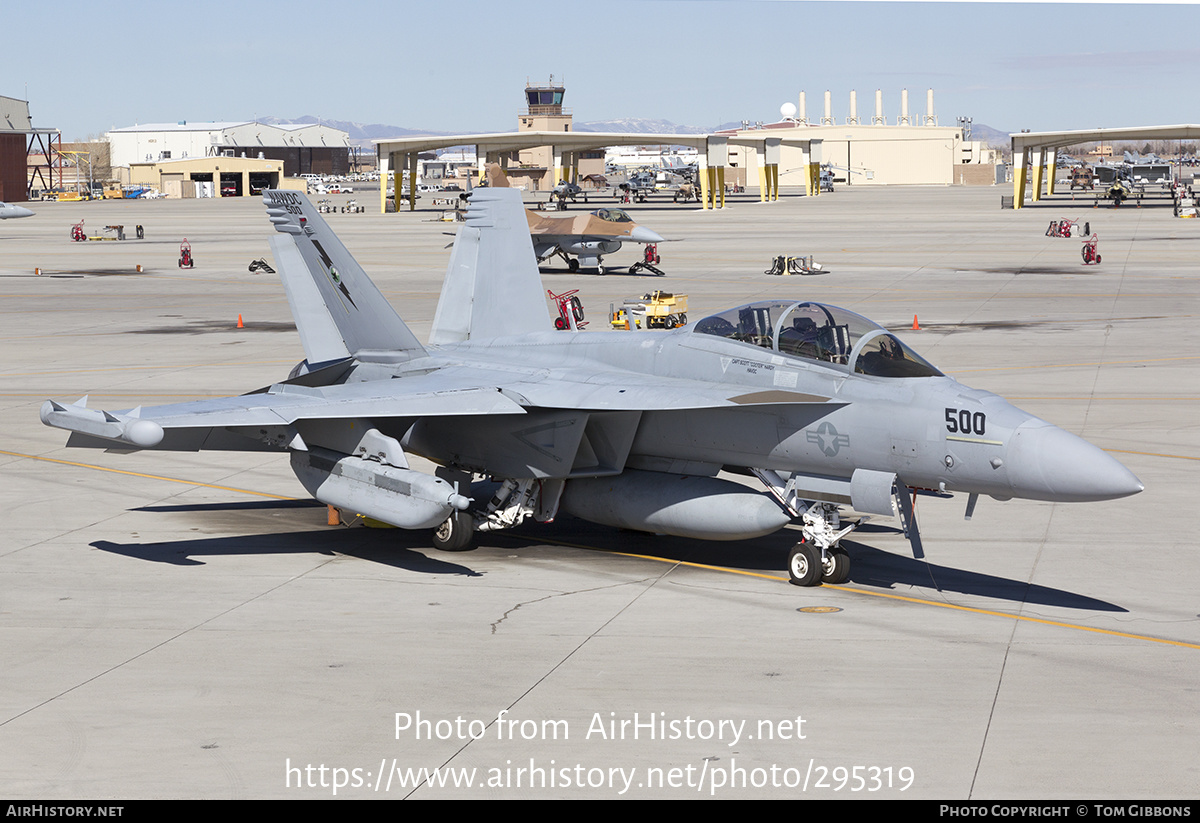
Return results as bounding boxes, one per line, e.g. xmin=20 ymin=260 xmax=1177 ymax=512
xmin=780 ymin=102 xmax=798 ymax=119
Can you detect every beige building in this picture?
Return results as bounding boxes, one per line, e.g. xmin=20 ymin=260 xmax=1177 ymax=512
xmin=726 ymin=122 xmax=996 ymax=187
xmin=129 ymin=156 xmax=303 ymax=198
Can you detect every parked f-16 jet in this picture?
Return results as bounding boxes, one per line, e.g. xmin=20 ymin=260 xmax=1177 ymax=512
xmin=0 ymin=202 xmax=34 ymax=219
xmin=41 ymin=188 xmax=1142 ymax=586
xmin=485 ymin=164 xmax=663 ymax=273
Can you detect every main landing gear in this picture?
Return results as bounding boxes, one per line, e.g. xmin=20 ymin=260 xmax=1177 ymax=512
xmin=432 ymin=510 xmax=474 ymax=551
xmin=429 ymin=476 xmax=562 ymax=554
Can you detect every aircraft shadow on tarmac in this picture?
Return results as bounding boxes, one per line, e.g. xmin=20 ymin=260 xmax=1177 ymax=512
xmin=503 ymin=517 xmax=1126 ymax=613
xmin=128 ymin=320 xmax=298 ymax=334
xmin=91 ymin=515 xmax=480 ymax=580
xmin=100 ymin=502 xmax=1123 ymax=611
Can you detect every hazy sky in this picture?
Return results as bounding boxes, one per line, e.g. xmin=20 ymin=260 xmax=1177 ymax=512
xmin=11 ymin=0 xmax=1200 ymax=140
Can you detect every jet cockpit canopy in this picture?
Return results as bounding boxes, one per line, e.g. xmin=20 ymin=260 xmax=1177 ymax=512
xmin=593 ymin=208 xmax=633 ymax=223
xmin=692 ymin=300 xmax=942 ymax=378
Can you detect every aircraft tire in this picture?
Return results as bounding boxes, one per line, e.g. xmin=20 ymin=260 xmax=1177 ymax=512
xmin=568 ymin=259 xmax=579 ymax=273
xmin=788 ymin=543 xmax=822 ymax=587
xmin=432 ymin=511 xmax=475 ymax=552
xmin=821 ymin=546 xmax=850 ymax=585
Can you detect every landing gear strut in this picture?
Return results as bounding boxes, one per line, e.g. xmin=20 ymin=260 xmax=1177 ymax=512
xmin=754 ymin=470 xmax=862 ymax=587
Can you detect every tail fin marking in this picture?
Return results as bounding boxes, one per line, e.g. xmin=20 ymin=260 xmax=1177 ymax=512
xmin=263 ymin=190 xmax=425 ymax=360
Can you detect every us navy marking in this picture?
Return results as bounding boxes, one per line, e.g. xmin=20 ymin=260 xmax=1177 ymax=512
xmin=807 ymin=422 xmax=850 ymax=457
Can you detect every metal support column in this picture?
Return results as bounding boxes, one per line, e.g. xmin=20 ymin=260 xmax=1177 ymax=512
xmin=765 ymin=138 xmax=781 ymax=202
xmin=378 ymin=150 xmax=389 ymax=214
xmin=707 ymin=136 xmax=728 ymax=209
xmin=407 ymin=153 xmax=418 ymax=211
xmin=808 ymin=139 xmax=823 ymax=197
xmin=1030 ymin=147 xmax=1044 ymax=203
xmin=1012 ymin=148 xmax=1027 ymax=209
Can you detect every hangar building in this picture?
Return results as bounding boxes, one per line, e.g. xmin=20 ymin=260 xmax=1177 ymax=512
xmin=106 ymin=121 xmax=351 ymax=178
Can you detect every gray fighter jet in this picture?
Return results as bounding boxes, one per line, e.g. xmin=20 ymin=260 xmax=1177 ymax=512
xmin=40 ymin=189 xmax=1142 ymax=586
xmin=0 ymin=202 xmax=34 ymax=219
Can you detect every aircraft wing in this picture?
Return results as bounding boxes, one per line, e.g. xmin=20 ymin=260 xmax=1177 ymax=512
xmin=40 ymin=367 xmax=528 ymax=451
xmin=42 ymin=360 xmax=840 ymax=451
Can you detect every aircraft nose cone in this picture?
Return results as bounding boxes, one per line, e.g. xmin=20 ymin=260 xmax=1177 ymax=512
xmin=11 ymin=206 xmax=34 ymax=218
xmin=1008 ymin=420 xmax=1143 ymax=502
xmin=629 ymin=226 xmax=664 ymax=244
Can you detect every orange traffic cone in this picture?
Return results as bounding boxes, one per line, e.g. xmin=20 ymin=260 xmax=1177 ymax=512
xmin=237 ymin=314 xmax=244 ymax=328
xmin=912 ymin=314 xmax=920 ymax=330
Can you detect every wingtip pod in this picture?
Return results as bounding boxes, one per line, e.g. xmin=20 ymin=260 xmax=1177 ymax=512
xmin=40 ymin=400 xmax=164 ymax=447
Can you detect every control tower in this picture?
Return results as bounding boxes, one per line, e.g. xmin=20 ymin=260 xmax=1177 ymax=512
xmin=519 ymin=77 xmax=571 ymax=131
xmin=516 ymin=78 xmax=573 ymax=183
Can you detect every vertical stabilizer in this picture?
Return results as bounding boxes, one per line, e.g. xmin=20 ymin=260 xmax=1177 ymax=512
xmin=430 ymin=188 xmax=550 ymax=344
xmin=263 ymin=191 xmax=425 ymax=363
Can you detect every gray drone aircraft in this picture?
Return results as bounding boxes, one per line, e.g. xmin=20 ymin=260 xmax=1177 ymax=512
xmin=41 ymin=189 xmax=1142 ymax=586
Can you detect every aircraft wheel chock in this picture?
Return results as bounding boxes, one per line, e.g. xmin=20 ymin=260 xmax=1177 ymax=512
xmin=788 ymin=543 xmax=823 ymax=587
xmin=432 ymin=510 xmax=475 ymax=552
xmin=821 ymin=546 xmax=850 ymax=585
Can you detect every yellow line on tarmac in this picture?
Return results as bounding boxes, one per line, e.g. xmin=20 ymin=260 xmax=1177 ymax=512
xmin=0 ymin=449 xmax=295 ymax=500
xmin=1105 ymin=448 xmax=1200 ymax=462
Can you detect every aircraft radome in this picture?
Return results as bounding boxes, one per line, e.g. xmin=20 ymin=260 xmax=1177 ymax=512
xmin=41 ymin=189 xmax=1143 ymax=586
